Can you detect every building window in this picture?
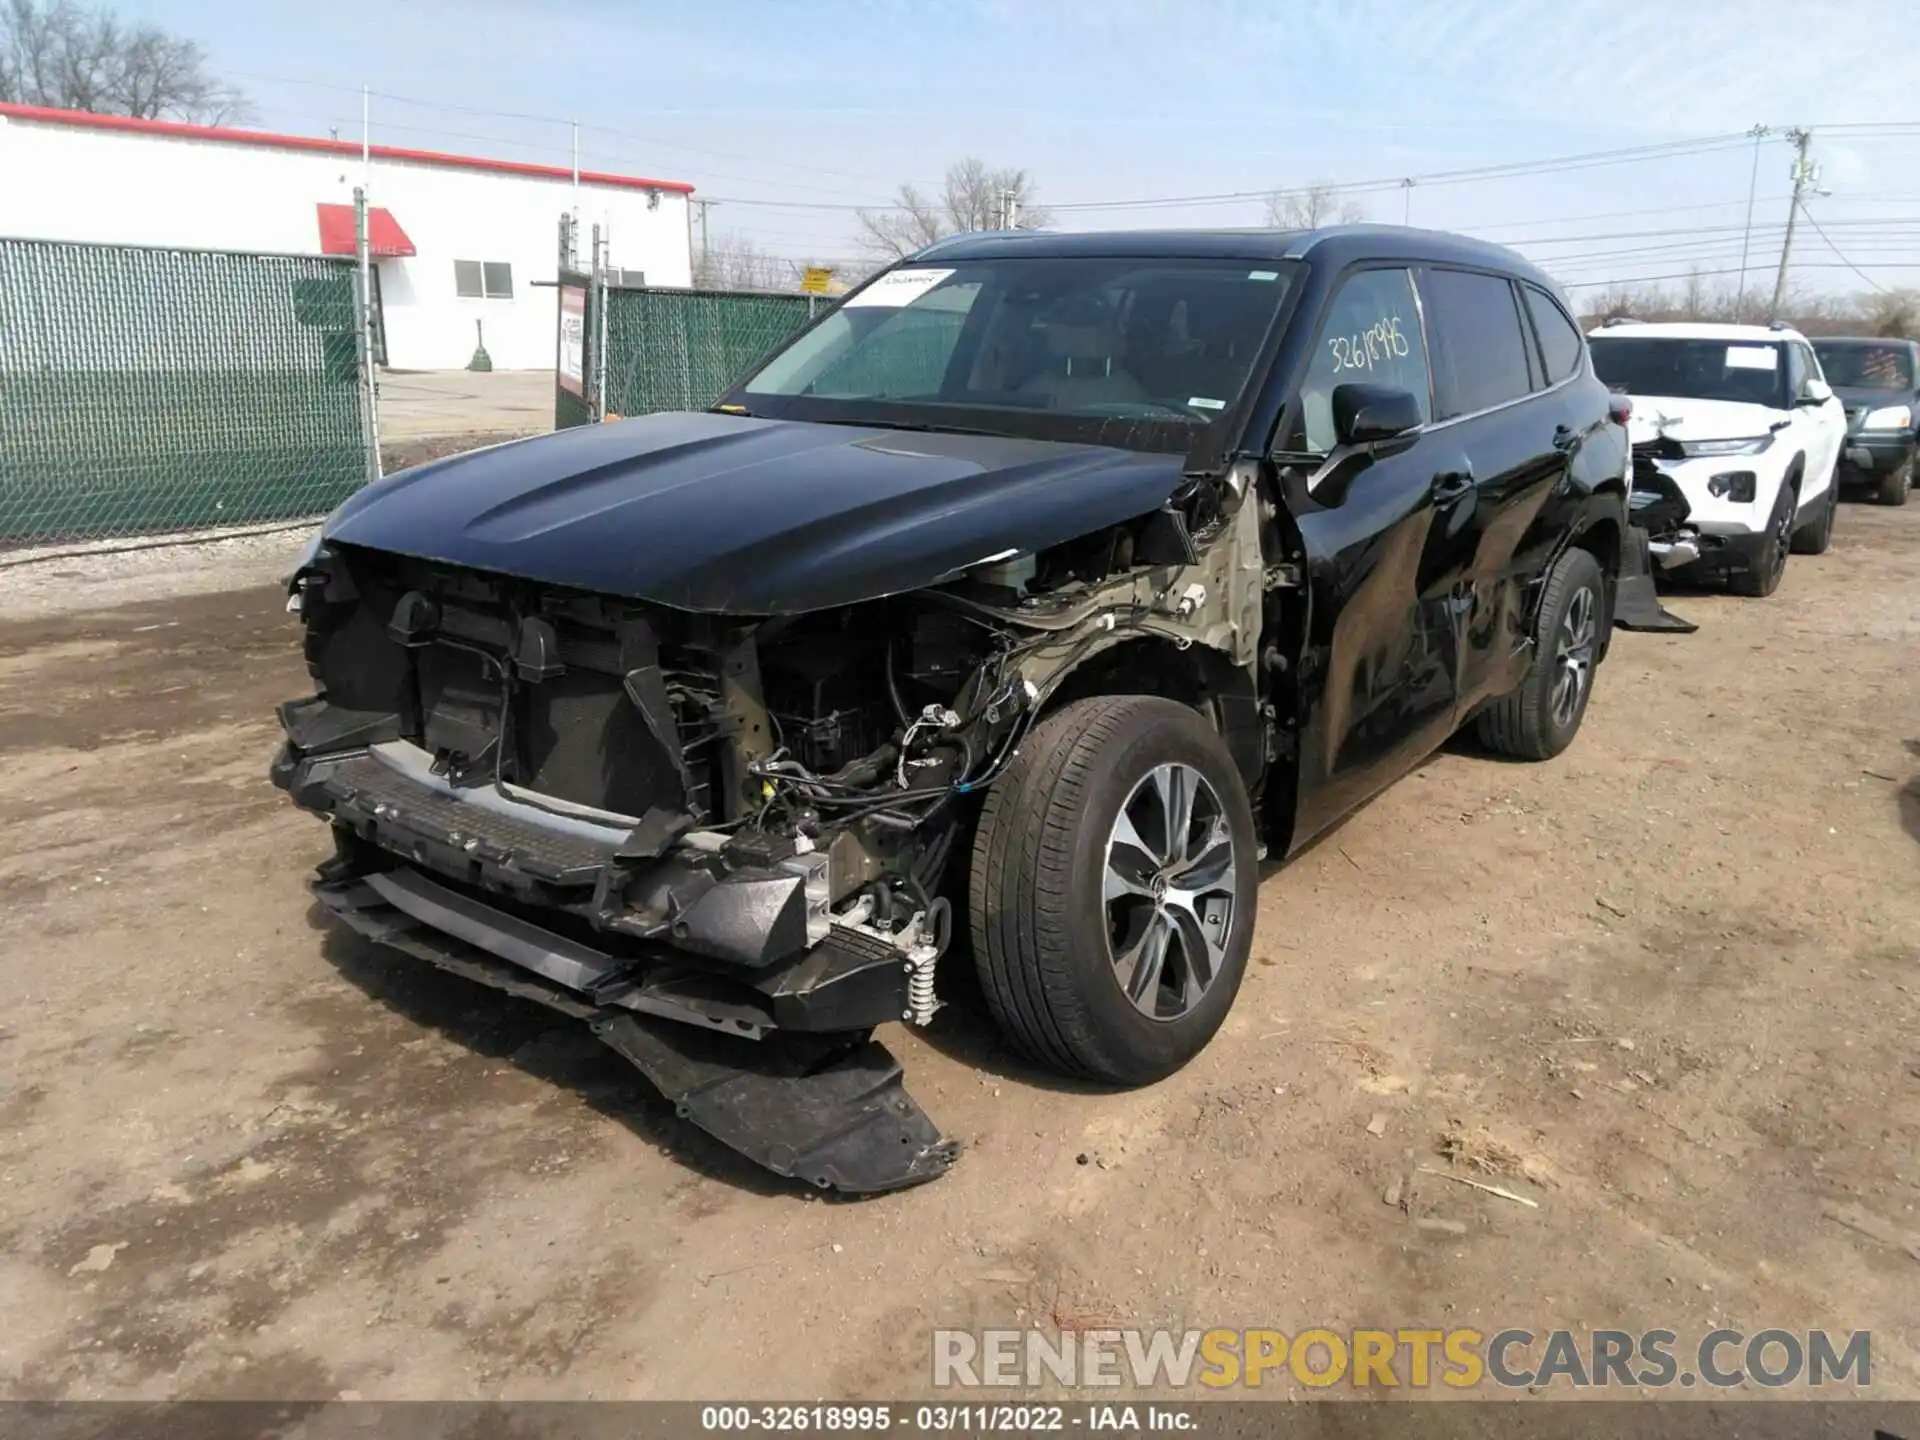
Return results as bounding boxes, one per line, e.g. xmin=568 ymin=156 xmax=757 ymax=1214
xmin=454 ymin=260 xmax=514 ymax=299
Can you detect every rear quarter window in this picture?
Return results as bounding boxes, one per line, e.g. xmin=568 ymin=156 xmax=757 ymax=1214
xmin=1522 ymin=285 xmax=1584 ymax=386
xmin=1418 ymin=268 xmax=1534 ymax=419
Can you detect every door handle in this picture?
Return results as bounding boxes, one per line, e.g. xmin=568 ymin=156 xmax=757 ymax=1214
xmin=1431 ymin=469 xmax=1474 ymax=500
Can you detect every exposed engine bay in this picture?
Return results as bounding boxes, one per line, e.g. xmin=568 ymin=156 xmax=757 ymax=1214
xmin=273 ymin=472 xmax=1275 ymax=1190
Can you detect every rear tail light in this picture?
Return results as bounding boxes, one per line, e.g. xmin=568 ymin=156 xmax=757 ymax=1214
xmin=1607 ymin=394 xmax=1633 ymax=425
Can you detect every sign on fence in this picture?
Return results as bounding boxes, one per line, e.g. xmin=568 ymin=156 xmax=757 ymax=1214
xmin=558 ymin=284 xmax=587 ymax=398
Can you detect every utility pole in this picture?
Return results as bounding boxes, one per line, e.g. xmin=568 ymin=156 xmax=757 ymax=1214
xmin=1769 ymin=128 xmax=1814 ymax=323
xmin=690 ymin=198 xmax=717 ymax=281
xmin=1000 ymin=188 xmax=1018 ymax=230
xmin=1400 ymin=178 xmax=1414 ymax=225
xmin=1734 ymin=123 xmax=1769 ymax=318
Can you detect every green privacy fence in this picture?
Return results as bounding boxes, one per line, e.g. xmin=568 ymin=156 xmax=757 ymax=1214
xmin=0 ymin=239 xmax=370 ymax=545
xmin=589 ymin=286 xmax=818 ymax=423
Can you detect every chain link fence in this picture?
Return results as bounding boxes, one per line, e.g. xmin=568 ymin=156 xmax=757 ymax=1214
xmin=594 ymin=286 xmax=817 ymax=421
xmin=0 ymin=239 xmax=371 ymax=546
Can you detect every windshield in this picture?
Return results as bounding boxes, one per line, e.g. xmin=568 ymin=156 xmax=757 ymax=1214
xmin=732 ymin=257 xmax=1297 ymax=451
xmin=1589 ymin=336 xmax=1789 ymax=409
xmin=1811 ymin=341 xmax=1914 ymax=391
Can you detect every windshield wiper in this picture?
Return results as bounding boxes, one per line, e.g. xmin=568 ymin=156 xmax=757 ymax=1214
xmin=803 ymin=416 xmax=1005 ymax=438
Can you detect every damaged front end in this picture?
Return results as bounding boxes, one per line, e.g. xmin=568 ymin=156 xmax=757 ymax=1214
xmin=273 ymin=480 xmax=1267 ymax=1191
xmin=1613 ymin=442 xmax=1700 ymax=634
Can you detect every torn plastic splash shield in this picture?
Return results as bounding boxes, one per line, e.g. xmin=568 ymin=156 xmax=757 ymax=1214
xmin=593 ymin=1013 xmax=957 ymax=1193
xmin=1612 ymin=525 xmax=1698 ymax=635
xmin=312 ymin=873 xmax=956 ymax=1193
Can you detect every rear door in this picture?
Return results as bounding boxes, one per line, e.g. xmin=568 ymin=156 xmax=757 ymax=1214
xmin=1416 ymin=268 xmax=1575 ymax=714
xmin=1277 ymin=264 xmax=1477 ymax=846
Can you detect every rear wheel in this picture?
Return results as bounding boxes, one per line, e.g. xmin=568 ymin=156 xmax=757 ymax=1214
xmin=969 ymin=695 xmax=1257 ymax=1086
xmin=1475 ymin=546 xmax=1604 ymax=761
xmin=1728 ymin=480 xmax=1795 ymax=597
xmin=1879 ymin=454 xmax=1913 ymax=507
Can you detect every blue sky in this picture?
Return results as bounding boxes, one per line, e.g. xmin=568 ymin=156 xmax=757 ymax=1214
xmin=131 ymin=0 xmax=1920 ymax=295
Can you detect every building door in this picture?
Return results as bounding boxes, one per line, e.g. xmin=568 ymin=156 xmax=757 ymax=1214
xmin=369 ymin=263 xmax=390 ymax=367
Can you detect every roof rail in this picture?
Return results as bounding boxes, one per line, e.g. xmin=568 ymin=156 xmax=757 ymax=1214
xmin=1600 ymin=315 xmax=1643 ymax=326
xmin=1768 ymin=319 xmax=1792 ymax=331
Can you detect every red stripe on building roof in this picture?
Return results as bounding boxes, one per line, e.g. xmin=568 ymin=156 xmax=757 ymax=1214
xmin=0 ymin=103 xmax=696 ymax=194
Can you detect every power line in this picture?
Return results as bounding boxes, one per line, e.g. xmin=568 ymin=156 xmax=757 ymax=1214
xmin=1797 ymin=205 xmax=1890 ymax=293
xmin=1559 ymin=261 xmax=1918 ymax=290
xmin=725 ymin=130 xmax=1782 ymax=216
xmin=226 ymin=67 xmax=926 ymax=195
xmin=1044 ymin=131 xmax=1772 ymax=213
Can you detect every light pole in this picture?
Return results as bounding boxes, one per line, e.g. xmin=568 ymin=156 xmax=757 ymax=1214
xmin=1400 ymin=178 xmax=1414 ymax=226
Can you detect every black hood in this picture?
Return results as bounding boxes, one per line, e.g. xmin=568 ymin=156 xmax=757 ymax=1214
xmin=324 ymin=412 xmax=1189 ymax=613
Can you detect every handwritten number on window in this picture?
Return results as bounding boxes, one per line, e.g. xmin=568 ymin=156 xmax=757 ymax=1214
xmin=1328 ymin=315 xmax=1409 ymax=374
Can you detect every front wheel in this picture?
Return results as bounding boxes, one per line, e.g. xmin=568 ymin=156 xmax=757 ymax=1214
xmin=1728 ymin=480 xmax=1796 ymax=597
xmin=1791 ymin=469 xmax=1837 ymax=555
xmin=969 ymin=695 xmax=1258 ymax=1086
xmin=1475 ymin=546 xmax=1604 ymax=761
xmin=1879 ymin=455 xmax=1913 ymax=507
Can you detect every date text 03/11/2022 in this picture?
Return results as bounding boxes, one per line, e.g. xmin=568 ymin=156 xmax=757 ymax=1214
xmin=699 ymin=1404 xmax=1197 ymax=1432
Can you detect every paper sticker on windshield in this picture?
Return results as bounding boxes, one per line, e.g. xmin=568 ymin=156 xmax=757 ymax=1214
xmin=1248 ymin=270 xmax=1279 ymax=281
xmin=1189 ymin=397 xmax=1226 ymax=411
xmin=845 ymin=267 xmax=957 ymax=308
xmin=1725 ymin=345 xmax=1778 ymax=371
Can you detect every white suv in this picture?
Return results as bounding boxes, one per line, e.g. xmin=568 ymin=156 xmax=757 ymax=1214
xmin=1587 ymin=320 xmax=1847 ymax=597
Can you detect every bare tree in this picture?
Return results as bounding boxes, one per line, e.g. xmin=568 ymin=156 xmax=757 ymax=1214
xmin=693 ymin=232 xmax=789 ymax=293
xmin=1572 ymin=277 xmax=1920 ymax=339
xmin=1859 ymin=287 xmax=1920 ymax=338
xmin=1264 ymin=182 xmax=1367 ymax=230
xmin=856 ymin=157 xmax=1052 ymax=261
xmin=0 ymin=0 xmax=250 ymax=123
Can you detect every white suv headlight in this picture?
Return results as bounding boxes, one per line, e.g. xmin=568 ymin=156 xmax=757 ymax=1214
xmin=1677 ymin=434 xmax=1774 ymax=457
xmin=1862 ymin=404 xmax=1913 ymax=430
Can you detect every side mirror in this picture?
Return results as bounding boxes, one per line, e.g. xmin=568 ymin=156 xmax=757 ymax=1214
xmin=1800 ymin=378 xmax=1834 ymax=406
xmin=1332 ymin=383 xmax=1423 ymax=447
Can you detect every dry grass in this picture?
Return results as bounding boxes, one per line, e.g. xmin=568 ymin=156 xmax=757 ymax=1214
xmin=1438 ymin=1120 xmax=1557 ymax=1188
xmin=1319 ymin=1032 xmax=1391 ymax=1078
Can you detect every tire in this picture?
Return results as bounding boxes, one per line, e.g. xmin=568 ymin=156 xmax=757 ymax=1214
xmin=1879 ymin=454 xmax=1913 ymax=507
xmin=1791 ymin=467 xmax=1838 ymax=555
xmin=1728 ymin=478 xmax=1796 ymax=597
xmin=969 ymin=695 xmax=1257 ymax=1086
xmin=1474 ymin=546 xmax=1604 ymax=762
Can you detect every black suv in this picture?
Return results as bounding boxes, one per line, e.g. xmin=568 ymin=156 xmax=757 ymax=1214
xmin=1810 ymin=335 xmax=1917 ymax=506
xmin=275 ymin=226 xmax=1631 ymax=1191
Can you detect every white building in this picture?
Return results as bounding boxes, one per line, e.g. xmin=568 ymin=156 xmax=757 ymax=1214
xmin=0 ymin=103 xmax=695 ymax=371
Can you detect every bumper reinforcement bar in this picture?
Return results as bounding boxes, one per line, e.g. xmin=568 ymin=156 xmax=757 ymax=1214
xmin=314 ymin=872 xmax=958 ymax=1193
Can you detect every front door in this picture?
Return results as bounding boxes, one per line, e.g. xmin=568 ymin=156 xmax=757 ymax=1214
xmin=1790 ymin=340 xmax=1844 ymax=502
xmin=1276 ymin=265 xmax=1477 ymax=848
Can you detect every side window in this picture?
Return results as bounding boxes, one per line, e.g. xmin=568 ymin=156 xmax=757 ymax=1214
xmin=1795 ymin=342 xmax=1824 ymax=391
xmin=1419 ymin=269 xmax=1534 ymax=419
xmin=1281 ymin=267 xmax=1430 ymax=454
xmin=1523 ymin=284 xmax=1583 ymax=386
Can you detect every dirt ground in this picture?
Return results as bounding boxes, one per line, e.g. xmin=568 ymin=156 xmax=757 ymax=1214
xmin=0 ymin=500 xmax=1915 ymax=1403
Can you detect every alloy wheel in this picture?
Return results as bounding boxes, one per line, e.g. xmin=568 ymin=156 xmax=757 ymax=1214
xmin=1550 ymin=584 xmax=1598 ymax=730
xmin=1103 ymin=763 xmax=1237 ymax=1021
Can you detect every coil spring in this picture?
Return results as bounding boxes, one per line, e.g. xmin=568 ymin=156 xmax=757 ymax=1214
xmin=906 ymin=953 xmax=940 ymax=1026
xmin=903 ymin=895 xmax=951 ymax=1027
